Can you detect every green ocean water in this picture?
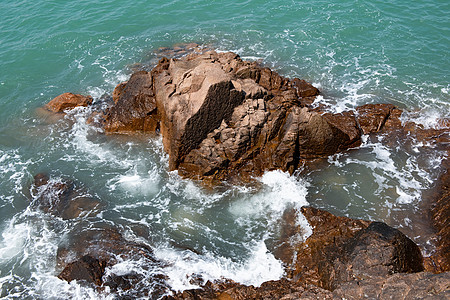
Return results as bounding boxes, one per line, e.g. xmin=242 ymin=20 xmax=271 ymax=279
xmin=0 ymin=0 xmax=448 ymax=298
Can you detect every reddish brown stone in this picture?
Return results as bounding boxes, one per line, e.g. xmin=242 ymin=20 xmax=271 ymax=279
xmin=292 ymin=207 xmax=424 ymax=291
xmin=46 ymin=92 xmax=93 ymax=113
xmin=428 ymin=158 xmax=450 ymax=272
xmin=356 ymin=103 xmax=397 ymax=134
xmin=103 ymin=71 xmax=159 ymax=133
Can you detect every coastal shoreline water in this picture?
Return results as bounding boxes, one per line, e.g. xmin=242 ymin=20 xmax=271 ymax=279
xmin=0 ymin=0 xmax=449 ymax=298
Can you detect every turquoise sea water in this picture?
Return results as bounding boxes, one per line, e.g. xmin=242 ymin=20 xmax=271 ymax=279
xmin=0 ymin=1 xmax=449 ymax=298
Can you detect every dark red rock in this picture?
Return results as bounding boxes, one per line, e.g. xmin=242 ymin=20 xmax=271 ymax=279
xmin=45 ymin=93 xmax=93 ymax=113
xmin=58 ymin=255 xmax=106 ymax=286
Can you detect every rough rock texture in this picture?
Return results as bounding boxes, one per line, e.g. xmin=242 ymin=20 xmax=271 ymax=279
xmin=57 ymin=226 xmax=170 ymax=296
xmin=165 ymin=208 xmax=446 ymax=300
xmin=356 ymin=103 xmax=400 ymax=135
xmin=165 ymin=272 xmax=450 ymax=300
xmin=45 ymin=92 xmax=93 ymax=113
xmin=58 ymin=255 xmax=106 ymax=286
xmin=31 ymin=173 xmax=101 ymax=219
xmin=163 ymin=279 xmax=332 ymax=300
xmin=102 ymin=70 xmax=159 ymax=132
xmin=99 ymin=50 xmax=382 ymax=181
xmin=292 ymin=207 xmax=424 ymax=291
xmin=332 ymin=271 xmax=450 ymax=300
xmin=428 ymin=158 xmax=450 ymax=272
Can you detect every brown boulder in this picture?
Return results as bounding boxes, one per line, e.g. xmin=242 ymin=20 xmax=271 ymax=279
xmin=292 ymin=207 xmax=424 ymax=291
xmin=147 ymin=50 xmax=359 ymax=180
xmin=103 ymin=70 xmax=159 ymax=133
xmin=58 ymin=255 xmax=106 ymax=286
xmin=45 ymin=92 xmax=93 ymax=113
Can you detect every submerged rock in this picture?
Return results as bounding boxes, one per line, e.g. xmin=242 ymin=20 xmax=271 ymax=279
xmin=45 ymin=92 xmax=93 ymax=113
xmin=57 ymin=225 xmax=170 ymax=297
xmin=31 ymin=173 xmax=101 ymax=219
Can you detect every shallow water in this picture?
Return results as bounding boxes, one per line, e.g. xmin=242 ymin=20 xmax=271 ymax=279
xmin=0 ymin=0 xmax=449 ymax=298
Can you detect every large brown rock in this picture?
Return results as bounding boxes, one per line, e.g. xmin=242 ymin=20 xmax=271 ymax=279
xmin=145 ymin=50 xmax=359 ymax=181
xmin=45 ymin=92 xmax=93 ymax=113
xmin=292 ymin=207 xmax=424 ymax=291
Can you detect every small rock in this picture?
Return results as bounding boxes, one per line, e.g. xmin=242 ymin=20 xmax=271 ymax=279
xmin=45 ymin=93 xmax=93 ymax=113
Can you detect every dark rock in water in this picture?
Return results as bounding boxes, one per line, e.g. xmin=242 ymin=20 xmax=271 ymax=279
xmin=292 ymin=207 xmax=423 ymax=291
xmin=31 ymin=173 xmax=101 ymax=219
xmin=45 ymin=92 xmax=93 ymax=113
xmin=57 ymin=225 xmax=170 ymax=297
xmin=292 ymin=207 xmax=371 ymax=287
xmin=58 ymin=255 xmax=106 ymax=286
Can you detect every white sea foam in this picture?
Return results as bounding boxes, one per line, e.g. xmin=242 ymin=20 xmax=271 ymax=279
xmin=154 ymin=239 xmax=284 ymax=292
xmin=341 ymin=139 xmax=439 ymax=204
xmin=230 ymin=170 xmax=311 ymax=237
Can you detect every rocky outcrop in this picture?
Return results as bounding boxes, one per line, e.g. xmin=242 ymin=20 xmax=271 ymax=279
xmin=165 ymin=207 xmax=447 ymax=300
xmin=45 ymin=92 xmax=93 ymax=113
xmin=291 ymin=207 xmax=424 ymax=290
xmin=96 ymin=50 xmax=377 ymax=182
xmin=428 ymin=158 xmax=450 ymax=272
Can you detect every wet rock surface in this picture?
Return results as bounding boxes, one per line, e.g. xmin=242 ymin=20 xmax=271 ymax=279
xmin=165 ymin=207 xmax=447 ymax=300
xmin=292 ymin=207 xmax=424 ymax=290
xmin=428 ymin=158 xmax=450 ymax=272
xmin=56 ymin=225 xmax=170 ymax=297
xmin=45 ymin=92 xmax=93 ymax=113
xmin=31 ymin=173 xmax=101 ymax=219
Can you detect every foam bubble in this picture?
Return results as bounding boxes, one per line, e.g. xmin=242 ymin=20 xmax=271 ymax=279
xmin=154 ymin=239 xmax=283 ymax=292
xmin=230 ymin=170 xmax=311 ymax=236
